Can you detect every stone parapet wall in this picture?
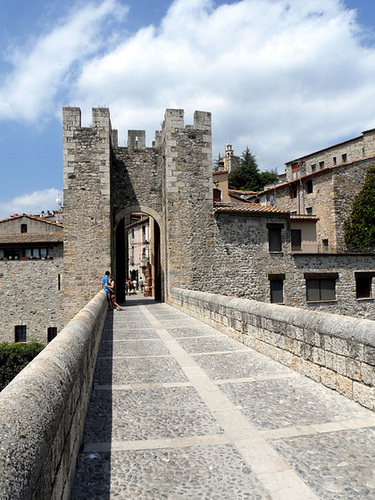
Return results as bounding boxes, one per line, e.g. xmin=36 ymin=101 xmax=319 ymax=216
xmin=169 ymin=288 xmax=375 ymax=411
xmin=0 ymin=290 xmax=108 ymax=500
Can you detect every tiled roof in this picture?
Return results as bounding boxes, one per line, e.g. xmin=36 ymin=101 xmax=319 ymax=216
xmin=0 ymin=214 xmax=63 ymax=227
xmin=290 ymin=215 xmax=319 ymax=222
xmin=214 ymin=202 xmax=289 ymax=215
xmin=0 ymin=233 xmax=64 ymax=244
xmin=228 ymin=189 xmax=257 ymax=196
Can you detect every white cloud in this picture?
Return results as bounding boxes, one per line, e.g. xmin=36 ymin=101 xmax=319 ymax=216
xmin=0 ymin=189 xmax=62 ymax=220
xmin=69 ymin=0 xmax=375 ymax=170
xmin=0 ymin=0 xmax=128 ymax=122
xmin=2 ymin=0 xmax=375 ymax=171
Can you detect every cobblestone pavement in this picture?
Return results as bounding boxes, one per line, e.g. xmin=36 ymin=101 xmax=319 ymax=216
xmin=71 ymin=296 xmax=375 ymax=499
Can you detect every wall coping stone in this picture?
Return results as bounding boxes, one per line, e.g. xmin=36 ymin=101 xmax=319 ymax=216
xmin=0 ymin=290 xmax=108 ymax=500
xmin=172 ymin=288 xmax=375 ymax=347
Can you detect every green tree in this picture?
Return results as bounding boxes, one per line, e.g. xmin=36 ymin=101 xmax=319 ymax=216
xmin=259 ymin=169 xmax=279 ymax=187
xmin=228 ymin=147 xmax=279 ymax=191
xmin=213 ymin=153 xmax=223 ymax=172
xmin=344 ymin=165 xmax=375 ymax=251
xmin=228 ymin=147 xmax=262 ymax=191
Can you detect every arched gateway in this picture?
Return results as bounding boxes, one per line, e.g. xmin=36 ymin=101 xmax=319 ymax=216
xmin=63 ymin=107 xmax=213 ymax=320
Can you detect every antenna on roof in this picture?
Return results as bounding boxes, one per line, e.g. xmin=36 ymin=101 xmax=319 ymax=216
xmin=56 ymin=194 xmax=62 ymax=211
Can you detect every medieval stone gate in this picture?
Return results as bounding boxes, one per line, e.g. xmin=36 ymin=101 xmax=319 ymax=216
xmin=62 ymin=107 xmax=213 ymax=321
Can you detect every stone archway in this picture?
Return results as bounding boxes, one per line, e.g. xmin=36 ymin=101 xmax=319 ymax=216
xmin=114 ymin=205 xmax=164 ymax=303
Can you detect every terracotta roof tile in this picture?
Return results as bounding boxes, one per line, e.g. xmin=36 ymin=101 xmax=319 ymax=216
xmin=228 ymin=189 xmax=257 ymax=195
xmin=290 ymin=215 xmax=319 ymax=221
xmin=214 ymin=202 xmax=289 ymax=215
xmin=0 ymin=233 xmax=64 ymax=244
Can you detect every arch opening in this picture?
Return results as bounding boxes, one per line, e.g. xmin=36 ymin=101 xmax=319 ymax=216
xmin=114 ymin=210 xmax=163 ymax=303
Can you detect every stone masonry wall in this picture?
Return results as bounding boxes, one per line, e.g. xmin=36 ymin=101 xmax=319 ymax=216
xmin=286 ymin=128 xmax=375 ymax=180
xmin=287 ymin=253 xmax=375 ymax=319
xmin=169 ymin=288 xmax=375 ymax=411
xmin=63 ymin=107 xmax=112 ymax=322
xmin=161 ymin=109 xmax=214 ymax=295
xmin=275 ymin=157 xmax=375 ymax=252
xmin=0 ymin=245 xmax=64 ymax=343
xmin=205 ymin=211 xmax=290 ymax=301
xmin=203 ymin=211 xmax=375 ymax=320
xmin=0 ymin=290 xmax=108 ymax=500
xmin=0 ymin=216 xmax=63 ymax=235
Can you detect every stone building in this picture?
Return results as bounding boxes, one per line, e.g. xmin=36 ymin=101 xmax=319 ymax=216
xmin=256 ymin=129 xmax=375 ymax=253
xmin=2 ymin=108 xmax=375 ymax=346
xmin=126 ymin=213 xmax=155 ymax=294
xmin=0 ymin=215 xmax=64 ymax=343
xmin=61 ymin=107 xmax=375 ymax=321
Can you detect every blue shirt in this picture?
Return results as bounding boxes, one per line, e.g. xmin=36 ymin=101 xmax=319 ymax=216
xmin=103 ymin=276 xmax=110 ymax=292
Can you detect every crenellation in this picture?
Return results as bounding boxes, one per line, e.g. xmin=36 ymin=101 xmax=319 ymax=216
xmin=128 ymin=130 xmax=146 ymax=148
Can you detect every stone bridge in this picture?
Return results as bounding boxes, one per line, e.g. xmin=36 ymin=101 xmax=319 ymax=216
xmin=1 ymin=289 xmax=375 ymax=499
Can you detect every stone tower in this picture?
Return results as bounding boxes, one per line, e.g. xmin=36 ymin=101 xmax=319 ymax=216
xmin=62 ymin=107 xmax=213 ymax=320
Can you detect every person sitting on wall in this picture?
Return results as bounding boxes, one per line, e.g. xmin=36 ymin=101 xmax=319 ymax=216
xmin=102 ymin=271 xmax=112 ymax=308
xmin=108 ymin=276 xmax=122 ymax=311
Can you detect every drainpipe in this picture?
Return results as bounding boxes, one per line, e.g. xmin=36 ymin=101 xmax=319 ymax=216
xmin=300 ymin=178 xmax=304 ymax=214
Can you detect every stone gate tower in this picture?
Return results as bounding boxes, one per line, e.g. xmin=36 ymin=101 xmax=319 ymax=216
xmin=63 ymin=107 xmax=213 ymax=321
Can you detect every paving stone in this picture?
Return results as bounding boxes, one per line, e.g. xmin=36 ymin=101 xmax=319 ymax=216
xmin=72 ymin=297 xmax=375 ymax=499
xmin=220 ymin=377 xmax=373 ymax=430
xmin=193 ymin=351 xmax=292 ymax=380
xmin=271 ymin=428 xmax=375 ymax=499
xmin=72 ymin=445 xmax=270 ymax=500
xmin=82 ymin=386 xmax=225 ymax=443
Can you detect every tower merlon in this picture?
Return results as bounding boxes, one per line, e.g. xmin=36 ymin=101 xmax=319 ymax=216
xmin=128 ymin=130 xmax=146 ymax=148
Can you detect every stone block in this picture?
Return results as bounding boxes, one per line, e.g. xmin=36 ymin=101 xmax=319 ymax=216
xmin=353 ymin=382 xmax=375 ymax=410
xmin=346 ymin=358 xmax=361 ymax=381
xmin=301 ymin=359 xmax=321 ymax=382
xmin=320 ymin=367 xmax=336 ymax=390
xmin=336 ymin=374 xmax=353 ymax=399
xmin=312 ymin=347 xmax=325 ymax=366
xmin=361 ymin=363 xmax=375 ymax=386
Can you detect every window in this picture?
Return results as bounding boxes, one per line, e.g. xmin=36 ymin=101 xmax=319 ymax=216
xmin=48 ymin=327 xmax=58 ymax=342
xmin=291 ymin=229 xmax=302 ymax=250
xmin=305 ymin=207 xmax=313 ymax=215
xmin=305 ymin=274 xmax=337 ymax=302
xmin=333 ymin=157 xmax=337 ymax=165
xmin=131 ymin=228 xmax=134 ymax=238
xmin=322 ymin=239 xmax=329 ymax=251
xmin=269 ymin=274 xmax=285 ymax=303
xmin=213 ymin=188 xmax=222 ymax=202
xmin=267 ymin=224 xmax=283 ymax=252
xmin=319 ymin=161 xmax=325 ymax=170
xmin=290 ymin=185 xmax=297 ymax=199
xmin=21 ymin=224 xmax=27 ymax=233
xmin=311 ymin=164 xmax=316 ymax=173
xmin=15 ymin=325 xmax=27 ymax=342
xmin=355 ymin=272 xmax=374 ymax=299
xmin=57 ymin=273 xmax=61 ymax=291
xmin=342 ymin=153 xmax=347 ymax=163
xmin=306 ymin=180 xmax=313 ymax=194
xmin=291 ymin=163 xmax=300 ymax=180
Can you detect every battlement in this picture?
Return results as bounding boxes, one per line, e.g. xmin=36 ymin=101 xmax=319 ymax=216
xmin=63 ymin=107 xmax=211 ymax=149
xmin=162 ymin=109 xmax=211 ymax=133
xmin=128 ymin=130 xmax=146 ymax=148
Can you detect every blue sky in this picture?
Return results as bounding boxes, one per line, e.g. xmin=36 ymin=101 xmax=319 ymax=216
xmin=1 ymin=0 xmax=375 ymax=218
